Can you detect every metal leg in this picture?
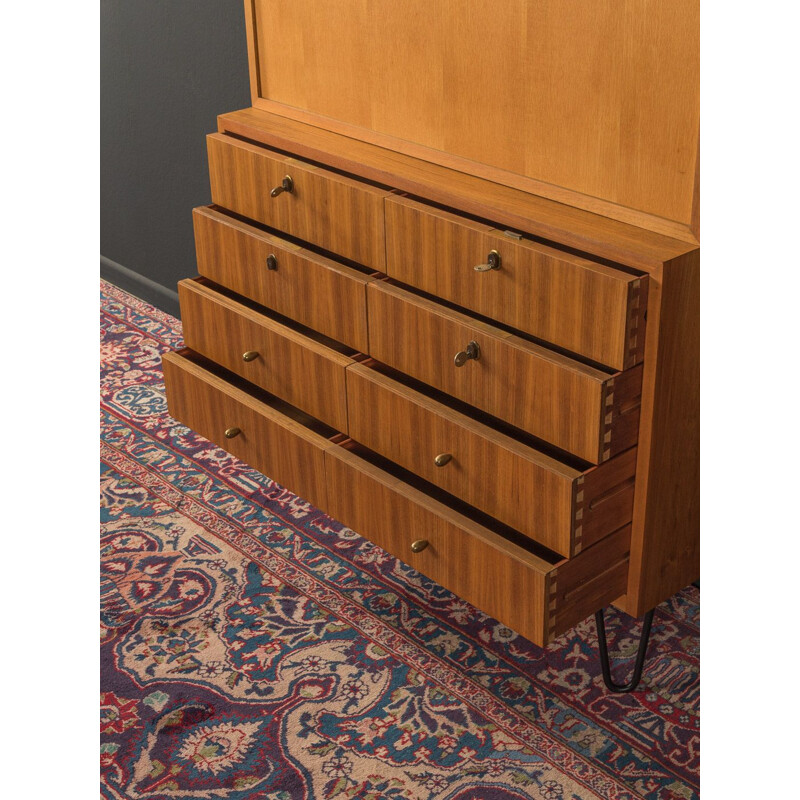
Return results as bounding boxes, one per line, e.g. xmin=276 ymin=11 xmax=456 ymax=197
xmin=594 ymin=607 xmax=655 ymax=693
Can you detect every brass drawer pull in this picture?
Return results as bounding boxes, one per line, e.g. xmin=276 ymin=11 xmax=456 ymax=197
xmin=434 ymin=453 xmax=452 ymax=467
xmin=242 ymin=351 xmax=259 ymax=362
xmin=454 ymin=341 xmax=480 ymax=367
xmin=473 ymin=249 xmax=501 ymax=272
xmin=224 ymin=427 xmax=241 ymax=439
xmin=270 ymin=175 xmax=294 ymax=197
xmin=410 ymin=539 xmax=429 ymax=553
xmin=266 ymin=253 xmax=278 ymax=271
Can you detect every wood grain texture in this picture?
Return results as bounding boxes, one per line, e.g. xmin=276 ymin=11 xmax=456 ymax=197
xmin=548 ymin=524 xmax=631 ymax=639
xmin=385 ymin=195 xmax=647 ymax=369
xmin=325 ymin=440 xmax=553 ymax=645
xmin=626 ymin=248 xmax=700 ymax=615
xmin=625 ymin=278 xmax=649 ymax=368
xmin=193 ymin=206 xmax=373 ymax=351
xmin=162 ymin=351 xmax=331 ymax=510
xmin=521 ymin=0 xmax=699 ymax=226
xmin=243 ymin=0 xmax=261 ymax=106
xmin=218 ymin=107 xmax=698 ymax=269
xmin=326 ymin=439 xmax=636 ymax=645
xmin=578 ymin=447 xmax=638 ymax=554
xmin=345 ymin=362 xmax=578 ymax=555
xmin=207 ymin=132 xmax=388 ymax=269
xmin=366 ymin=281 xmax=626 ymax=463
xmin=345 ymin=363 xmax=639 ymax=557
xmin=598 ymin=363 xmax=644 ymax=463
xmin=163 ymin=1 xmax=701 ymax=643
xmin=178 ymin=278 xmax=353 ymax=431
xmin=248 ymin=0 xmax=699 ymax=238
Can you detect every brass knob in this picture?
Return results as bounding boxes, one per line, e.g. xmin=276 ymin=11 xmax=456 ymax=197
xmin=270 ymin=175 xmax=294 ymax=197
xmin=410 ymin=539 xmax=429 ymax=553
xmin=266 ymin=254 xmax=278 ymax=271
xmin=434 ymin=453 xmax=452 ymax=467
xmin=224 ymin=427 xmax=241 ymax=439
xmin=242 ymin=351 xmax=259 ymax=362
xmin=454 ymin=341 xmax=480 ymax=367
xmin=473 ymin=250 xmax=501 ymax=272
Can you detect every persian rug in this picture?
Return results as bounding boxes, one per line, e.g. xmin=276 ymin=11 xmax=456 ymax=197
xmin=100 ymin=279 xmax=699 ymax=800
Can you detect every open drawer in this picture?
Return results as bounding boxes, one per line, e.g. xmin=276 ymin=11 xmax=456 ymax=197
xmin=193 ymin=206 xmax=374 ymax=352
xmin=162 ymin=349 xmax=630 ymax=646
xmin=367 ymin=280 xmax=642 ymax=464
xmin=385 ymin=194 xmax=648 ymax=370
xmin=206 ymin=133 xmax=389 ymax=270
xmin=162 ymin=349 xmax=335 ymax=510
xmin=345 ymin=360 xmax=637 ymax=558
xmin=178 ymin=277 xmax=356 ymax=432
xmin=325 ymin=439 xmax=631 ymax=646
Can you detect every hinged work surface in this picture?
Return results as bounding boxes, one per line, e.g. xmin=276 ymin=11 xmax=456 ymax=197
xmin=245 ymin=0 xmax=699 ymax=242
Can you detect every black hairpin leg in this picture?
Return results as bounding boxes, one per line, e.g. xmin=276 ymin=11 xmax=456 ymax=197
xmin=594 ymin=607 xmax=655 ymax=693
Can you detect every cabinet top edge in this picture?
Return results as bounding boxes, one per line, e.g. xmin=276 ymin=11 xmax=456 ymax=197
xmin=218 ymin=106 xmax=699 ymax=273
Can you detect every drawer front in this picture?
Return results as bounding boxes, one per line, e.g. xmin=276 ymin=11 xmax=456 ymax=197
xmin=178 ymin=279 xmax=353 ymax=431
xmin=162 ymin=351 xmax=631 ymax=645
xmin=345 ymin=363 xmax=578 ymax=556
xmin=162 ymin=351 xmax=331 ymax=510
xmin=385 ymin=195 xmax=648 ymax=370
xmin=193 ymin=206 xmax=372 ymax=352
xmin=207 ymin=133 xmax=388 ymax=270
xmin=367 ymin=281 xmax=623 ymax=463
xmin=326 ymin=442 xmax=553 ymax=643
xmin=325 ymin=442 xmax=631 ymax=646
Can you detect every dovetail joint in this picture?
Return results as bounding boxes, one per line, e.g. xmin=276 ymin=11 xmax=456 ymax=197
xmin=573 ymin=476 xmax=585 ymax=555
xmin=600 ymin=378 xmax=615 ymax=462
xmin=547 ymin=572 xmax=559 ymax=639
xmin=626 ymin=279 xmax=643 ymax=367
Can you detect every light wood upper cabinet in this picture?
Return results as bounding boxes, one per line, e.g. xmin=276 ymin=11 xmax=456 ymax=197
xmin=248 ymin=0 xmax=700 ymax=241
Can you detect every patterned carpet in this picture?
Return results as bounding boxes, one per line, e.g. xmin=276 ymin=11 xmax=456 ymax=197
xmin=100 ymin=280 xmax=699 ymax=800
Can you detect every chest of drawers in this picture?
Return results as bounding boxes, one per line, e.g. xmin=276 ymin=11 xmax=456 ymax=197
xmin=163 ymin=1 xmax=699 ymax=661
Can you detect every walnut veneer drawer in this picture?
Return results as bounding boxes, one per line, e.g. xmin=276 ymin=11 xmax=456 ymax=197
xmin=162 ymin=350 xmax=332 ymax=510
xmin=193 ymin=206 xmax=373 ymax=351
xmin=345 ymin=362 xmax=637 ymax=557
xmin=326 ymin=440 xmax=631 ymax=646
xmin=386 ymin=195 xmax=648 ymax=370
xmin=162 ymin=349 xmax=630 ymax=646
xmin=178 ymin=278 xmax=354 ymax=431
xmin=207 ymin=133 xmax=389 ymax=270
xmin=367 ymin=281 xmax=642 ymax=464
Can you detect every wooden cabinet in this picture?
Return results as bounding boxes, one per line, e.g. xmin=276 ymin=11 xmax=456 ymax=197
xmin=163 ymin=1 xmax=699 ymax=645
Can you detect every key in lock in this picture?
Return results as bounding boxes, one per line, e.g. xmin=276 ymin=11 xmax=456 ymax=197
xmin=454 ymin=341 xmax=481 ymax=367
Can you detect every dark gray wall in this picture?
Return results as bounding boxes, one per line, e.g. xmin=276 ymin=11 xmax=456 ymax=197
xmin=101 ymin=1 xmax=251 ymax=316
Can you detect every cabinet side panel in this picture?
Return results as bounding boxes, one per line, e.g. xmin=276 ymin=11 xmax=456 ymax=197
xmin=627 ymin=250 xmax=700 ymax=615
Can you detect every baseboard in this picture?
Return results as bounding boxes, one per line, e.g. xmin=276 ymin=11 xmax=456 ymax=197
xmin=100 ymin=255 xmax=180 ymax=318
